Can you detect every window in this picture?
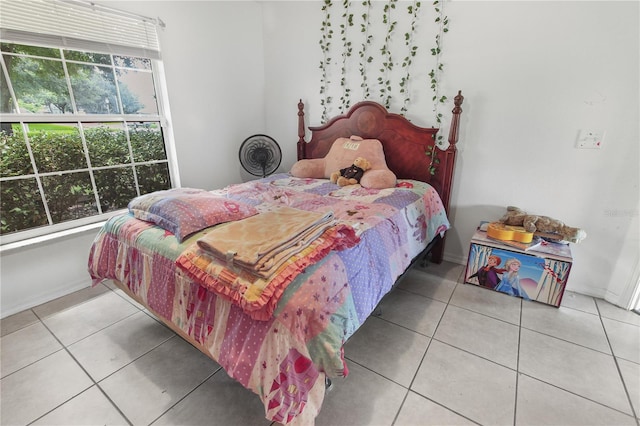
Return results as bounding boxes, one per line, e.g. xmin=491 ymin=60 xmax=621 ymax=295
xmin=0 ymin=1 xmax=176 ymax=243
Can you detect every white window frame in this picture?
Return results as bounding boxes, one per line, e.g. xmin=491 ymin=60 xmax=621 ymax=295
xmin=0 ymin=0 xmax=179 ymax=247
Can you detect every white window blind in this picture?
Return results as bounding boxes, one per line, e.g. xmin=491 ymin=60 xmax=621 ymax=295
xmin=0 ymin=0 xmax=161 ymax=59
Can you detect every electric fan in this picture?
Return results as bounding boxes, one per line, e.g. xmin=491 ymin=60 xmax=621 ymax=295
xmin=239 ymin=134 xmax=282 ymax=178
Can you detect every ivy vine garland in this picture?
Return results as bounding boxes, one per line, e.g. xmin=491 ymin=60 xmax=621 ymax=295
xmin=358 ymin=0 xmax=373 ymax=101
xmin=400 ymin=0 xmax=421 ymax=114
xmin=429 ymin=0 xmax=449 ymax=143
xmin=318 ymin=0 xmax=450 ymax=140
xmin=339 ymin=0 xmax=354 ymax=113
xmin=319 ymin=0 xmax=333 ymax=122
xmin=378 ymin=0 xmax=397 ymax=109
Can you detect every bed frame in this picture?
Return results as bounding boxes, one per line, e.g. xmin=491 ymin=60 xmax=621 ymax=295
xmin=297 ymin=91 xmax=464 ymax=263
xmin=93 ymin=94 xmax=465 ymax=425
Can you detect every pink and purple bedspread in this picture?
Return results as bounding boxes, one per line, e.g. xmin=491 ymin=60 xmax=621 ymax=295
xmin=88 ymin=174 xmax=449 ymax=424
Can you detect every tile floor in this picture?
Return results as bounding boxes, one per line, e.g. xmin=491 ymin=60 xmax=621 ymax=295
xmin=1 ymin=261 xmax=639 ymax=426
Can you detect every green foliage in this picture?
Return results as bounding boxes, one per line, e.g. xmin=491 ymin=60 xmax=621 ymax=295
xmin=0 ymin=126 xmax=170 ymax=235
xmin=1 ymin=43 xmax=168 ymax=236
xmin=0 ymin=178 xmax=49 ymax=233
xmin=425 ymin=143 xmax=440 ymax=176
xmin=379 ymin=0 xmax=398 ymax=109
xmin=29 ymin=128 xmax=86 ymax=173
xmin=319 ymin=0 xmax=334 ymax=122
xmin=430 ymin=0 xmax=450 ymax=128
xmin=339 ymin=0 xmax=354 ymax=112
xmin=129 ymin=125 xmax=163 ymax=161
xmin=358 ymin=1 xmax=373 ymax=101
xmin=0 ymin=127 xmax=32 ymax=177
xmin=400 ymin=0 xmax=422 ymax=114
xmin=1 ymin=43 xmax=144 ymax=115
xmin=86 ymin=126 xmax=130 ymax=167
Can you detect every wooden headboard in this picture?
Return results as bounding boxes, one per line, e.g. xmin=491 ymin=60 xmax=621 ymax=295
xmin=297 ymin=93 xmax=464 ymax=264
xmin=297 ymin=91 xmax=464 ymax=216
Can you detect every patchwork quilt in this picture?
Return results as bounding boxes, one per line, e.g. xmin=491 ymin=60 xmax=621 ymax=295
xmin=88 ymin=174 xmax=450 ymax=424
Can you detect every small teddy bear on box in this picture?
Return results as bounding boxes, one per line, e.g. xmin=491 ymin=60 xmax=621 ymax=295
xmin=499 ymin=206 xmax=587 ymax=243
xmin=330 ymin=157 xmax=372 ymax=187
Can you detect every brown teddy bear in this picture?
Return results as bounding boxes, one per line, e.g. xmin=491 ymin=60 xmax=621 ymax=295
xmin=499 ymin=206 xmax=587 ymax=243
xmin=330 ymin=156 xmax=372 ymax=187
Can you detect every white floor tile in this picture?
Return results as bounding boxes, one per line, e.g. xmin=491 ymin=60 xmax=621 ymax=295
xmin=395 ymin=391 xmax=476 ymax=426
xmin=519 ymin=328 xmax=631 ymax=414
xmin=344 ymin=316 xmax=430 ymax=387
xmin=398 ymin=268 xmax=458 ymax=304
xmin=112 ymin=287 xmax=148 ymax=310
xmin=434 ymin=304 xmax=520 ymax=369
xmin=560 ymin=290 xmax=598 ymax=314
xmin=516 ymin=374 xmax=636 ymax=426
xmin=68 ymin=311 xmax=174 ymax=381
xmin=412 ymin=340 xmax=517 ymax=426
xmin=602 ymin=317 xmax=640 ymax=364
xmin=449 ymin=281 xmax=522 ymax=325
xmin=616 ymin=357 xmax=640 ymax=418
xmin=153 ymin=369 xmax=270 ymax=426
xmin=32 ymin=284 xmax=111 ymax=319
xmin=31 ymin=385 xmax=128 ymax=425
xmin=3 ymin=264 xmax=639 ymax=426
xmin=42 ymin=291 xmax=140 ymax=346
xmin=521 ymin=302 xmax=611 ymax=353
xmin=317 ymin=362 xmax=406 ymax=426
xmin=1 ymin=321 xmax=62 ymax=378
xmin=0 ymin=350 xmax=93 ymax=425
xmin=378 ymin=288 xmax=447 ymax=336
xmin=99 ymin=336 xmax=219 ymax=425
xmin=413 ymin=260 xmax=465 ymax=282
xmin=1 ymin=309 xmax=39 ymax=337
xmin=596 ymin=299 xmax=640 ymax=326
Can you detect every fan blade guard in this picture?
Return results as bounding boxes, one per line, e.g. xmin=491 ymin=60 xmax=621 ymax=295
xmin=239 ymin=134 xmax=282 ymax=177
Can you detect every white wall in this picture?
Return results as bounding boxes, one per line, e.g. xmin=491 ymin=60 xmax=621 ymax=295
xmin=442 ymin=2 xmax=639 ymax=307
xmin=261 ymin=1 xmax=639 ymax=306
xmin=0 ymin=229 xmax=100 ymax=316
xmin=1 ymin=1 xmax=266 ymax=317
xmin=123 ymin=1 xmax=268 ymax=189
xmin=2 ymin=1 xmax=638 ymax=317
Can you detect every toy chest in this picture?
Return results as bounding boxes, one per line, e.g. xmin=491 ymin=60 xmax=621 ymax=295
xmin=464 ymin=229 xmax=573 ymax=307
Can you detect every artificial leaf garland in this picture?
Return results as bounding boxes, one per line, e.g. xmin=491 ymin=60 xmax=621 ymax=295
xmin=426 ymin=0 xmax=450 ymax=174
xmin=400 ymin=0 xmax=421 ymax=114
xmin=358 ymin=0 xmax=373 ymax=101
xmin=339 ymin=0 xmax=354 ymax=113
xmin=319 ymin=0 xmax=334 ymax=122
xmin=378 ymin=0 xmax=397 ymax=109
xmin=429 ymin=0 xmax=449 ymax=139
xmin=318 ymin=0 xmax=450 ymax=131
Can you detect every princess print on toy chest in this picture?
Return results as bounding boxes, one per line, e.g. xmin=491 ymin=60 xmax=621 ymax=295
xmin=465 ymin=230 xmax=572 ymax=307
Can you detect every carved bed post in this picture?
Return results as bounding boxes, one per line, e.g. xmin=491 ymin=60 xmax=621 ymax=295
xmin=448 ymin=90 xmax=464 ymax=148
xmin=297 ymin=99 xmax=306 ymax=160
xmin=432 ymin=91 xmax=464 ymax=214
xmin=441 ymin=90 xmax=464 ymax=214
xmin=431 ymin=90 xmax=464 ymax=264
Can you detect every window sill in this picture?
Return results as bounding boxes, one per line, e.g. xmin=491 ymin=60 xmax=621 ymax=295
xmin=1 ymin=221 xmax=106 ymax=254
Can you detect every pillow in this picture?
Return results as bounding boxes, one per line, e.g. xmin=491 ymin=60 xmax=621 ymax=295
xmin=290 ymin=136 xmax=397 ymax=189
xmin=128 ymin=188 xmax=258 ymax=242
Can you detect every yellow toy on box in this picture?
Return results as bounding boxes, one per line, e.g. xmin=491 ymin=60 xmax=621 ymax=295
xmin=486 ymin=222 xmax=534 ymax=243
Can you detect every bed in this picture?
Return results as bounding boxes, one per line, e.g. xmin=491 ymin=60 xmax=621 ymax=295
xmin=88 ymin=92 xmax=464 ymax=425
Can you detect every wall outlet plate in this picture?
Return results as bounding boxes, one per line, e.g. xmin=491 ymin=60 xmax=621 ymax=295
xmin=576 ymin=129 xmax=605 ymax=149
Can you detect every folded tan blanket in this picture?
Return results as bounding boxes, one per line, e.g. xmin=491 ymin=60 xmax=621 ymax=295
xmin=196 ymin=206 xmax=335 ymax=277
xmin=177 ymin=223 xmax=359 ymax=321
